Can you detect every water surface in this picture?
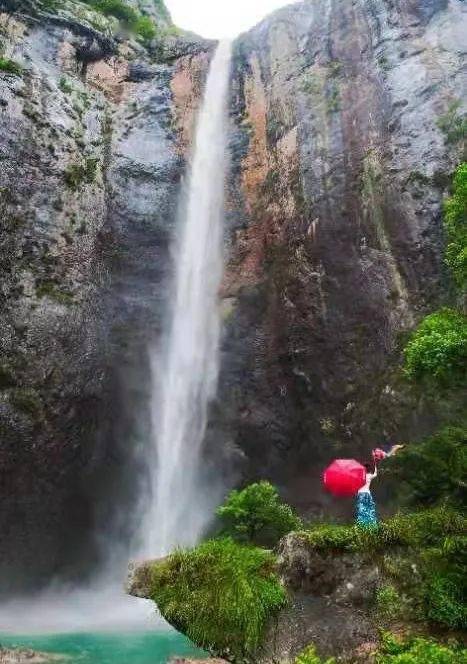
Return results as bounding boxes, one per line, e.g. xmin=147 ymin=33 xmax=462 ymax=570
xmin=0 ymin=630 xmax=203 ymax=663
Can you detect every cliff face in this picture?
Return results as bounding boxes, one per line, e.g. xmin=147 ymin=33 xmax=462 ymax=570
xmin=217 ymin=0 xmax=466 ymax=511
xmin=0 ymin=0 xmax=211 ymax=591
xmin=0 ymin=0 xmax=465 ymax=590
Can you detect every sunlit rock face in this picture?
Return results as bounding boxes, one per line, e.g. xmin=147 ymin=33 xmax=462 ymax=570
xmin=216 ymin=0 xmax=465 ymax=512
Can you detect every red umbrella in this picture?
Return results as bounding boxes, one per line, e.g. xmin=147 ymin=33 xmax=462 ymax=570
xmin=323 ymin=459 xmax=366 ymax=497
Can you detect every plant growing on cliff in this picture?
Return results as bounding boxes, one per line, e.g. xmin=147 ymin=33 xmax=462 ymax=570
xmin=384 ymin=425 xmax=467 ymax=508
xmin=403 ymin=309 xmax=467 ymax=385
xmin=0 ymin=58 xmax=23 ymax=76
xmin=295 ymin=645 xmax=336 ymax=664
xmin=436 ymin=100 xmax=467 ymax=146
xmin=150 ymin=538 xmax=287 ymax=659
xmin=443 ymin=162 xmax=467 ymax=290
xmin=216 ymin=481 xmax=302 ymax=547
xmin=64 ymin=158 xmax=99 ymax=190
xmin=377 ymin=634 xmax=466 ymax=663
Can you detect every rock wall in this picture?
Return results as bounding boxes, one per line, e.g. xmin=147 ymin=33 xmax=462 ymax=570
xmin=216 ymin=0 xmax=466 ymax=515
xmin=0 ymin=0 xmax=466 ymax=589
xmin=0 ymin=0 xmax=211 ymax=591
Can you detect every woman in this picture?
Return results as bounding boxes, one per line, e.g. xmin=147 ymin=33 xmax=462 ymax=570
xmin=355 ymin=444 xmax=404 ymax=527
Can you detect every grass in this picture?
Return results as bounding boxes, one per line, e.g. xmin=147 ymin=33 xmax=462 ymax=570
xmin=149 ymin=537 xmax=287 ymax=659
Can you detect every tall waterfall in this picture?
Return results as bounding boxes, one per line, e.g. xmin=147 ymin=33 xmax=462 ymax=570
xmin=142 ymin=41 xmax=232 ymax=557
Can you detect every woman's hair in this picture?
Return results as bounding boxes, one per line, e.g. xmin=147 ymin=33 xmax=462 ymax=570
xmin=363 ymin=462 xmax=374 ymax=473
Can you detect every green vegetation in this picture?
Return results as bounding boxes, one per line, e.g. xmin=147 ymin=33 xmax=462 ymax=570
xmin=134 ymin=15 xmax=157 ymax=42
xmin=9 ymin=388 xmax=42 ymax=417
xmin=59 ymin=76 xmax=73 ymax=94
xmin=0 ymin=365 xmax=16 ymax=389
xmin=0 ymin=58 xmax=23 ymax=76
xmin=81 ymin=0 xmax=160 ymax=44
xmin=411 ymin=316 xmax=463 ymax=383
xmin=403 ymin=309 xmax=467 ymax=385
xmin=301 ymin=507 xmax=464 ymax=552
xmin=376 ymin=634 xmax=466 ymax=664
xmin=295 ymin=645 xmax=336 ymax=664
xmin=436 ymin=100 xmax=467 ymax=146
xmin=300 ymin=508 xmax=466 ymax=630
xmin=149 ymin=537 xmax=287 ymax=659
xmin=36 ymin=280 xmax=74 ymax=304
xmin=385 ymin=425 xmax=466 ymax=508
xmin=64 ymin=158 xmax=99 ymax=190
xmin=443 ymin=162 xmax=467 ymax=289
xmin=216 ymin=481 xmax=302 ymax=547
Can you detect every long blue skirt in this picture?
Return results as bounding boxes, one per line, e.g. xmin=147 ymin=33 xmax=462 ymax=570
xmin=355 ymin=491 xmax=378 ymax=527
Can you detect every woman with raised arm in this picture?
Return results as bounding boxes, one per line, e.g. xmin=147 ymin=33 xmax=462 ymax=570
xmin=355 ymin=444 xmax=404 ymax=527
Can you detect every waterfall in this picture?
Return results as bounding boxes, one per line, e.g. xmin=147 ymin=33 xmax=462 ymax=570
xmin=141 ymin=40 xmax=232 ymax=557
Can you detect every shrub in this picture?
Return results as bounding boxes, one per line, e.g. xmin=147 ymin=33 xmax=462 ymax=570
xmin=436 ymin=100 xmax=467 ymax=145
xmin=377 ymin=634 xmax=466 ymax=663
xmin=59 ymin=76 xmax=73 ymax=94
xmin=64 ymin=158 xmax=98 ymax=190
xmin=0 ymin=58 xmax=23 ymax=76
xmin=134 ymin=15 xmax=157 ymax=42
xmin=149 ymin=538 xmax=287 ymax=659
xmin=90 ymin=0 xmax=139 ymax=26
xmin=444 ymin=162 xmax=467 ymax=290
xmin=216 ymin=481 xmax=302 ymax=547
xmin=403 ymin=308 xmax=467 ymax=385
xmin=384 ymin=426 xmax=467 ymax=508
xmin=295 ymin=644 xmax=336 ymax=664
xmin=376 ymin=584 xmax=404 ymax=620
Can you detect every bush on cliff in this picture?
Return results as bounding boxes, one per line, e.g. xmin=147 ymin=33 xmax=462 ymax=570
xmin=444 ymin=162 xmax=467 ymax=290
xmin=376 ymin=633 xmax=466 ymax=663
xmin=384 ymin=425 xmax=466 ymax=508
xmin=149 ymin=537 xmax=287 ymax=659
xmin=403 ymin=309 xmax=467 ymax=385
xmin=216 ymin=481 xmax=302 ymax=547
xmin=294 ymin=645 xmax=336 ymax=663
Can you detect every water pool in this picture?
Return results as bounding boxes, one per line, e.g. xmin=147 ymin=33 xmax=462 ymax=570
xmin=0 ymin=630 xmax=204 ymax=663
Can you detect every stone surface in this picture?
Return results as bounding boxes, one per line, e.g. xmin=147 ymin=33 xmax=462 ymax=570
xmin=0 ymin=648 xmax=61 ymax=663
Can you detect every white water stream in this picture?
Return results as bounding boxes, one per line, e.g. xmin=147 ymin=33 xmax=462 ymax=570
xmin=141 ymin=40 xmax=232 ymax=557
xmin=0 ymin=41 xmax=232 ymax=636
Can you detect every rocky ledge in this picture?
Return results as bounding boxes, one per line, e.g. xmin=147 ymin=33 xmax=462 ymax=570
xmin=0 ymin=648 xmax=62 ymax=663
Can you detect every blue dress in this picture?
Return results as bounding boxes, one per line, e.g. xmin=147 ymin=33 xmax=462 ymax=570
xmin=355 ymin=491 xmax=378 ymax=527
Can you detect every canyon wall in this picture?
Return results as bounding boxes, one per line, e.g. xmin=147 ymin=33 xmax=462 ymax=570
xmin=0 ymin=0 xmax=465 ymax=589
xmin=218 ymin=0 xmax=466 ymax=514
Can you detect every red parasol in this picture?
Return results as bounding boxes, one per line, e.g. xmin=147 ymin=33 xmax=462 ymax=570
xmin=323 ymin=459 xmax=366 ymax=497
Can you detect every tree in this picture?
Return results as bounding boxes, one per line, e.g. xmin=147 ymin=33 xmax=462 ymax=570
xmin=216 ymin=481 xmax=302 ymax=547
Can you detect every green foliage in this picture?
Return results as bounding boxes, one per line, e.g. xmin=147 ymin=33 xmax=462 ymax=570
xmin=443 ymin=162 xmax=467 ymax=289
xmin=377 ymin=634 xmax=466 ymax=664
xmin=403 ymin=309 xmax=467 ymax=385
xmin=90 ymin=0 xmax=139 ymax=25
xmin=150 ymin=538 xmax=287 ymax=659
xmin=64 ymin=158 xmax=99 ymax=190
xmin=216 ymin=481 xmax=302 ymax=547
xmin=36 ymin=281 xmax=74 ymax=304
xmin=9 ymin=388 xmax=42 ymax=417
xmin=302 ymin=507 xmax=465 ymax=553
xmin=376 ymin=584 xmax=404 ymax=620
xmin=134 ymin=15 xmax=157 ymax=42
xmin=424 ymin=572 xmax=467 ymax=629
xmin=0 ymin=58 xmax=23 ymax=76
xmin=384 ymin=425 xmax=467 ymax=508
xmin=294 ymin=644 xmax=336 ymax=664
xmin=436 ymin=100 xmax=467 ymax=145
xmin=59 ymin=76 xmax=73 ymax=94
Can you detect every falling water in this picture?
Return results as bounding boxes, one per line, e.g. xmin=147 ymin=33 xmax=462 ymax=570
xmin=141 ymin=41 xmax=232 ymax=557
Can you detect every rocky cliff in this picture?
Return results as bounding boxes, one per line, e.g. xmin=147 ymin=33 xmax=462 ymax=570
xmin=218 ymin=0 xmax=466 ymax=514
xmin=0 ymin=0 xmax=465 ymax=590
xmin=0 ymin=0 xmax=212 ymax=591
